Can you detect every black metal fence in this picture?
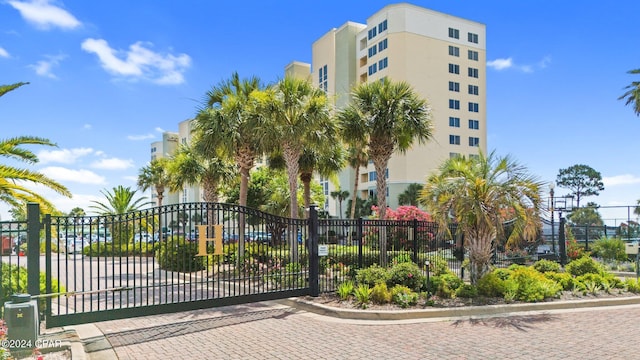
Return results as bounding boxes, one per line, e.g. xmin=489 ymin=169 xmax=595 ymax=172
xmin=316 ymin=219 xmax=463 ymax=293
xmin=0 ymin=220 xmax=28 ymax=315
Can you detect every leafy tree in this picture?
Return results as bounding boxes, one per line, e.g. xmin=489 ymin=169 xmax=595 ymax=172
xmin=420 ymin=152 xmax=542 ymax=284
xmin=556 ymin=164 xmax=604 ymax=207
xmin=1 ymin=82 xmax=72 ymax=213
xmin=398 ymin=183 xmax=423 ymax=206
xmin=345 ymin=196 xmax=377 ymax=219
xmin=567 ymin=202 xmax=603 ymax=226
xmin=330 ymin=189 xmax=349 ymax=218
xmin=619 ymin=68 xmax=640 ymax=116
xmin=338 ymin=78 xmax=433 ymax=265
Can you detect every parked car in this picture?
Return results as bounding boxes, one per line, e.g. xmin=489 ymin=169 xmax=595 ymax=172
xmin=62 ymin=237 xmax=87 ymax=254
xmin=245 ymin=231 xmax=272 ymax=244
xmin=133 ymin=233 xmax=158 ymax=244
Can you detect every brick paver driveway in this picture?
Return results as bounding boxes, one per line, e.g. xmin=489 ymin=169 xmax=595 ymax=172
xmin=94 ymin=301 xmax=640 ymax=359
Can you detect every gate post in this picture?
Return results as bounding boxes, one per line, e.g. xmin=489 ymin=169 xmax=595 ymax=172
xmin=26 ymin=203 xmax=40 ymax=297
xmin=357 ymin=218 xmax=363 ymax=269
xmin=308 ymin=205 xmax=319 ymax=297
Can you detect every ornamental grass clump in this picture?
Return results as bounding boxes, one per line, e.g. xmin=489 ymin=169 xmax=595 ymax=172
xmin=337 ymin=281 xmax=355 ymax=301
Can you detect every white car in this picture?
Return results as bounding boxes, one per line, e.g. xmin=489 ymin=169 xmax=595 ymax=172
xmin=133 ymin=233 xmax=158 ymax=244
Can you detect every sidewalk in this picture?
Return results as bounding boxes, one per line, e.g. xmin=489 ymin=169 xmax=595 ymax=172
xmin=39 ymin=294 xmax=640 ymax=359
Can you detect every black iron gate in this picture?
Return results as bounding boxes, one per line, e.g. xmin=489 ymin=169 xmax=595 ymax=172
xmin=43 ymin=202 xmax=315 ymax=328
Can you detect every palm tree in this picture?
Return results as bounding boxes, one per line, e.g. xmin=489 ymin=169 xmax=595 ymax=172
xmin=398 ymin=183 xmax=424 ymax=206
xmin=90 ymin=185 xmax=151 ymax=245
xmin=0 ymin=136 xmax=72 ymax=214
xmin=330 ymin=189 xmax=350 ymax=218
xmin=168 ymin=144 xmax=235 ymax=203
xmin=137 ymin=157 xmax=172 ymax=241
xmin=346 ymin=144 xmax=368 ymax=219
xmin=338 ymin=78 xmax=433 ymax=221
xmin=90 ymin=185 xmax=150 ymax=215
xmin=256 ymin=75 xmax=333 ymax=220
xmin=619 ymin=69 xmax=640 ymax=116
xmin=193 ymin=72 xmax=264 ymax=208
xmin=1 ymin=83 xmax=72 ymax=214
xmin=420 ymin=152 xmax=543 ymax=284
xmin=338 ymin=78 xmax=433 ymax=265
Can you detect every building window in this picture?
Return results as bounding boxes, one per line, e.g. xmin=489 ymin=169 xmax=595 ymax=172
xmin=368 ymin=45 xmax=377 ymax=58
xmin=448 ymin=27 xmax=459 ymax=39
xmin=448 ymin=63 xmax=460 ymax=74
xmin=448 ymin=45 xmax=459 ymax=57
xmin=378 ymin=38 xmax=388 ymax=52
xmin=182 ymin=188 xmax=188 ymax=203
xmin=449 ymin=81 xmax=460 ymax=92
xmin=449 ymin=117 xmax=460 ymax=127
xmin=449 ymin=152 xmax=460 ymax=158
xmin=378 ymin=19 xmax=388 ymax=33
xmin=368 ymin=63 xmax=377 ymax=75
xmin=469 ymin=119 xmax=479 ymax=129
xmin=468 ymin=32 xmax=479 ymax=44
xmin=368 ymin=27 xmax=377 ymax=40
xmin=468 ymin=67 xmax=479 ymax=78
xmin=378 ymin=57 xmax=388 ymax=70
xmin=449 ymin=135 xmax=460 ymax=145
xmin=468 ymin=102 xmax=479 ymax=112
xmin=469 ymin=154 xmax=480 ymax=160
xmin=469 ymin=137 xmax=480 ymax=147
xmin=449 ymin=99 xmax=460 ymax=110
xmin=468 ymin=84 xmax=479 ymax=95
xmin=468 ymin=50 xmax=479 ymax=61
xmin=319 ymin=64 xmax=328 ymax=92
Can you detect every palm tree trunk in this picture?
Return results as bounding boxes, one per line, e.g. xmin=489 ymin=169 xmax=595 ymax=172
xmin=300 ymin=172 xmax=313 ymax=218
xmin=467 ymin=228 xmax=495 ymax=284
xmin=156 ymin=188 xmax=164 ymax=242
xmin=283 ymin=142 xmax=300 ymax=263
xmin=350 ymin=164 xmax=360 ymax=219
xmin=372 ymin=153 xmax=392 ymax=267
xmin=236 ymin=146 xmax=254 ymax=263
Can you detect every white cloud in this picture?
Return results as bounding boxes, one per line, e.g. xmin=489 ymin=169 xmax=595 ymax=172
xmin=83 ymin=124 xmax=91 ymax=130
xmin=487 ymin=56 xmax=551 ymax=73
xmin=155 ymin=127 xmax=165 ymax=133
xmin=28 ymin=54 xmax=66 ymax=78
xmin=40 ymin=166 xmax=106 ymax=184
xmin=0 ymin=47 xmax=9 ymax=58
xmin=8 ymin=0 xmax=81 ymax=30
xmin=81 ymin=38 xmax=191 ymax=85
xmin=487 ymin=58 xmax=513 ymax=70
xmin=603 ymin=174 xmax=640 ymax=187
xmin=37 ymin=147 xmax=93 ymax=164
xmin=127 ymin=133 xmax=155 ymax=141
xmin=90 ymin=157 xmax=134 ymax=170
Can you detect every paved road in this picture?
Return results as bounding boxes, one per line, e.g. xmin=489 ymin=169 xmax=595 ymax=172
xmin=89 ymin=301 xmax=640 ymax=360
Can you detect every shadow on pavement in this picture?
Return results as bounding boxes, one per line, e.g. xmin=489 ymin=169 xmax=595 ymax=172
xmin=451 ymin=313 xmax=558 ymax=331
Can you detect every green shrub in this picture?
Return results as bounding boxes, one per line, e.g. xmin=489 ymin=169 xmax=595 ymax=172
xmin=355 ymin=264 xmax=389 ymax=287
xmin=565 ymin=256 xmax=605 ymax=277
xmin=370 ymin=282 xmax=392 ymax=304
xmin=591 ymin=237 xmax=627 ymax=262
xmin=576 ymin=273 xmax=608 ymax=288
xmin=0 ymin=263 xmax=63 ymax=316
xmin=625 ymin=278 xmax=640 ymax=293
xmin=156 ymin=241 xmax=205 ymax=272
xmin=505 ymin=266 xmax=561 ymax=302
xmin=533 ymin=259 xmax=561 ymax=273
xmin=455 ymin=284 xmax=478 ymax=298
xmin=493 ymin=268 xmax=513 ymax=280
xmin=428 ymin=273 xmax=463 ymax=299
xmin=387 ymin=262 xmax=425 ymax=292
xmin=390 ymin=285 xmax=418 ymax=308
xmin=336 ymin=281 xmax=354 ymax=301
xmin=391 ymin=252 xmax=413 ymax=265
xmin=353 ymin=284 xmax=372 ymax=308
xmin=544 ymin=271 xmax=577 ymax=291
xmin=426 ymin=256 xmax=451 ymax=276
xmin=477 ymin=272 xmax=506 ymax=297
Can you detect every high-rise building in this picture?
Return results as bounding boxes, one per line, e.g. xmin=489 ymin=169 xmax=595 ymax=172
xmin=308 ymin=3 xmax=487 ymax=216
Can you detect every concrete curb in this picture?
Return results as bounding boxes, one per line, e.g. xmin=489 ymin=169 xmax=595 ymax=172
xmin=279 ymin=295 xmax=640 ymax=321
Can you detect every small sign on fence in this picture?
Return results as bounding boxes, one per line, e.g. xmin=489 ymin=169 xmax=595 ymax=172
xmin=318 ymin=245 xmax=328 ymax=256
xmin=625 ymin=243 xmax=638 ymax=255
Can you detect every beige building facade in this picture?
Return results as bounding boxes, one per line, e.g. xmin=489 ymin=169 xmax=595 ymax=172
xmin=309 ymin=3 xmax=486 ymax=216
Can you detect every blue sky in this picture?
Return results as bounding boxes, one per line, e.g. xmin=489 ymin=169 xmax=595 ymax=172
xmin=1 ymin=0 xmax=639 ymax=224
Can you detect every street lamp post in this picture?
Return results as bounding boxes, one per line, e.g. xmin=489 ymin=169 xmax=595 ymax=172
xmin=555 ymin=195 xmax=574 ymax=266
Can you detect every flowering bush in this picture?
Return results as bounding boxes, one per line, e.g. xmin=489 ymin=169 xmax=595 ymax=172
xmin=370 ymin=206 xmax=436 ymax=251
